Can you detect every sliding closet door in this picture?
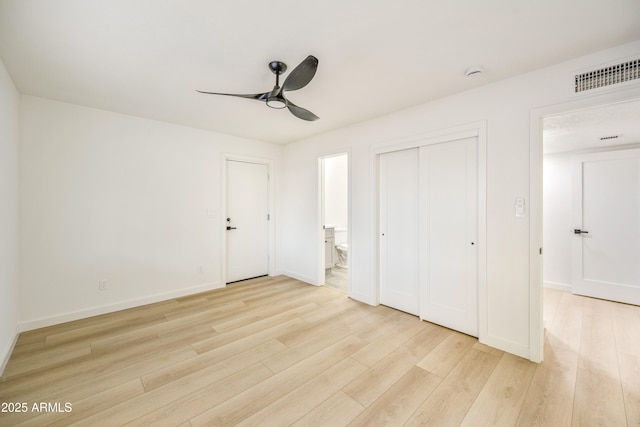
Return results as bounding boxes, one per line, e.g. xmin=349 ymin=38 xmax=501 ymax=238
xmin=379 ymin=148 xmax=419 ymax=315
xmin=419 ymin=137 xmax=478 ymax=336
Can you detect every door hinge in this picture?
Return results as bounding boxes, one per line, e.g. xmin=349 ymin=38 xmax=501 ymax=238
xmin=267 ymin=214 xmax=270 ymax=220
xmin=539 ymin=247 xmax=543 ymax=255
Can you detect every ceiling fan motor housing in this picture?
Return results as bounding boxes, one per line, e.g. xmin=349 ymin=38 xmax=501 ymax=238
xmin=269 ymin=61 xmax=287 ymax=75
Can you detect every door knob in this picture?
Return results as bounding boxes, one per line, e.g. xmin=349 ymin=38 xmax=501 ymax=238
xmin=226 ymin=217 xmax=236 ymax=230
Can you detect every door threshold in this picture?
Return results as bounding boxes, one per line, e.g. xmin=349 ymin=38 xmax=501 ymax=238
xmin=226 ymin=275 xmax=269 ymax=285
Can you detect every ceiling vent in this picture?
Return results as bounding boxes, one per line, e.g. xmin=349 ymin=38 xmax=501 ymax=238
xmin=574 ymin=58 xmax=640 ymax=93
xmin=599 ymin=134 xmax=621 ymax=141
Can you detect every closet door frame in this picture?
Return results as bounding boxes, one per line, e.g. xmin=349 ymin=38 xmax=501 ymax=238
xmin=372 ymin=122 xmax=487 ymax=343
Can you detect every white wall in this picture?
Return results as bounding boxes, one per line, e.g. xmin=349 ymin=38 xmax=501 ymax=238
xmin=543 ymin=153 xmax=573 ymax=290
xmin=0 ymin=57 xmax=20 ymax=372
xmin=19 ymin=96 xmax=283 ymax=329
xmin=323 ymin=154 xmax=348 ymax=244
xmin=280 ymin=40 xmax=640 ymax=359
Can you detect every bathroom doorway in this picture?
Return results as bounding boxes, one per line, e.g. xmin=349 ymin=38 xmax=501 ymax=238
xmin=320 ymin=153 xmax=349 ymax=292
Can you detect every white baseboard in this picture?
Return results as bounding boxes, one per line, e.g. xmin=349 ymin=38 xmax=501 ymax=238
xmin=19 ymin=281 xmax=224 ymax=332
xmin=544 ymin=281 xmax=572 ymax=292
xmin=348 ymin=291 xmax=376 ymax=307
xmin=279 ymin=270 xmax=317 ymax=286
xmin=479 ymin=335 xmax=531 ymax=361
xmin=0 ymin=325 xmax=20 ymax=376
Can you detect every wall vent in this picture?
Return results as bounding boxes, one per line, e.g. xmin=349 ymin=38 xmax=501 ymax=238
xmin=599 ymin=134 xmax=621 ymax=141
xmin=574 ymin=59 xmax=640 ymax=93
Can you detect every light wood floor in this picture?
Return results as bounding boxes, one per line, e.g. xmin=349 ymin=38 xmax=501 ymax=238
xmin=1 ymin=276 xmax=639 ymax=426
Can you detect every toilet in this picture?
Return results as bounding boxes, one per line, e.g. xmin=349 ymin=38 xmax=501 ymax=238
xmin=335 ymin=243 xmax=348 ymax=267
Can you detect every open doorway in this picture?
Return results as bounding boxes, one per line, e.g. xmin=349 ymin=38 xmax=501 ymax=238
xmin=543 ymin=100 xmax=640 ymax=304
xmin=320 ymin=153 xmax=349 ymax=292
xmin=529 ymin=94 xmax=640 ymax=362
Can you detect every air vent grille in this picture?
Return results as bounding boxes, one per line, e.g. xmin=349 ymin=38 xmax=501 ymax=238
xmin=599 ymin=135 xmax=621 ymax=141
xmin=574 ymin=59 xmax=640 ymax=93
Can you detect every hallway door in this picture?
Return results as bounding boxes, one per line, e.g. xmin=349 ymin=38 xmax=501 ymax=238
xmin=572 ymin=149 xmax=640 ymax=305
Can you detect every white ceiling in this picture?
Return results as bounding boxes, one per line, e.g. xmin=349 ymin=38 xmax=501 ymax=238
xmin=1 ymin=0 xmax=640 ymax=144
xmin=544 ymin=100 xmax=640 ymax=154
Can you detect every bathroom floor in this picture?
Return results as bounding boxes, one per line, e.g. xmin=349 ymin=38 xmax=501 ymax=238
xmin=325 ymin=266 xmax=348 ymax=292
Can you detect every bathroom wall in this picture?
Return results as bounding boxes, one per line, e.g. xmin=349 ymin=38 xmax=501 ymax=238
xmin=543 ymin=152 xmax=573 ymax=290
xmin=323 ymin=154 xmax=348 ymax=245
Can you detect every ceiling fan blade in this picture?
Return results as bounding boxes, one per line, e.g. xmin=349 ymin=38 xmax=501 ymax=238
xmin=196 ymin=90 xmax=268 ymax=101
xmin=286 ymin=101 xmax=319 ymax=121
xmin=282 ymin=55 xmax=318 ymax=92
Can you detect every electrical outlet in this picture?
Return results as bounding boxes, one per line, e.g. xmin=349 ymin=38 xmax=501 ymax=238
xmin=98 ymin=279 xmax=108 ymax=290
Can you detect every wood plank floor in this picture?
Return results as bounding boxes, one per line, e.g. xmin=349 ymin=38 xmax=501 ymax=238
xmin=1 ymin=276 xmax=639 ymax=426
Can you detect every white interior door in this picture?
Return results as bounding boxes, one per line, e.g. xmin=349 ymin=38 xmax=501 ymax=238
xmin=571 ymin=149 xmax=640 ymax=305
xmin=419 ymin=138 xmax=478 ymax=336
xmin=226 ymin=160 xmax=269 ymax=283
xmin=379 ymin=148 xmax=420 ymax=315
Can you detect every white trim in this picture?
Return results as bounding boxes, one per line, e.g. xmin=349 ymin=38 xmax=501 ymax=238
xmin=529 ymin=86 xmax=640 ymax=363
xmin=317 ymin=157 xmax=325 ymax=286
xmin=530 ymin=108 xmax=544 ymax=363
xmin=222 ymin=153 xmax=275 ymax=285
xmin=481 ymin=336 xmax=530 ymax=360
xmin=544 ymin=281 xmax=572 ymax=292
xmin=372 ymin=125 xmax=480 ymax=156
xmin=370 ymin=146 xmax=381 ymax=308
xmin=279 ymin=270 xmax=317 ymax=286
xmin=0 ymin=325 xmax=20 ymax=376
xmin=18 ymin=281 xmax=223 ymax=332
xmin=477 ymin=123 xmax=488 ymax=349
xmin=371 ymin=121 xmax=488 ymax=344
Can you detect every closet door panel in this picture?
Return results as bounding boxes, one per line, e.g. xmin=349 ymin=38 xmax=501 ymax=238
xmin=379 ymin=148 xmax=419 ymax=315
xmin=420 ymin=138 xmax=478 ymax=336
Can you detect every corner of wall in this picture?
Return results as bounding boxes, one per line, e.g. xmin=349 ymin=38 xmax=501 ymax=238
xmin=0 ymin=325 xmax=20 ymax=376
xmin=0 ymin=55 xmax=21 ymax=377
xmin=278 ymin=270 xmax=318 ymax=286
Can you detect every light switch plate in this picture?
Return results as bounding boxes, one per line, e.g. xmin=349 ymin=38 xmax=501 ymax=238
xmin=515 ymin=197 xmax=525 ymax=217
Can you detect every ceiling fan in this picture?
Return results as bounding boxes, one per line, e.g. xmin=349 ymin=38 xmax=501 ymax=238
xmin=197 ymin=55 xmax=319 ymax=121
